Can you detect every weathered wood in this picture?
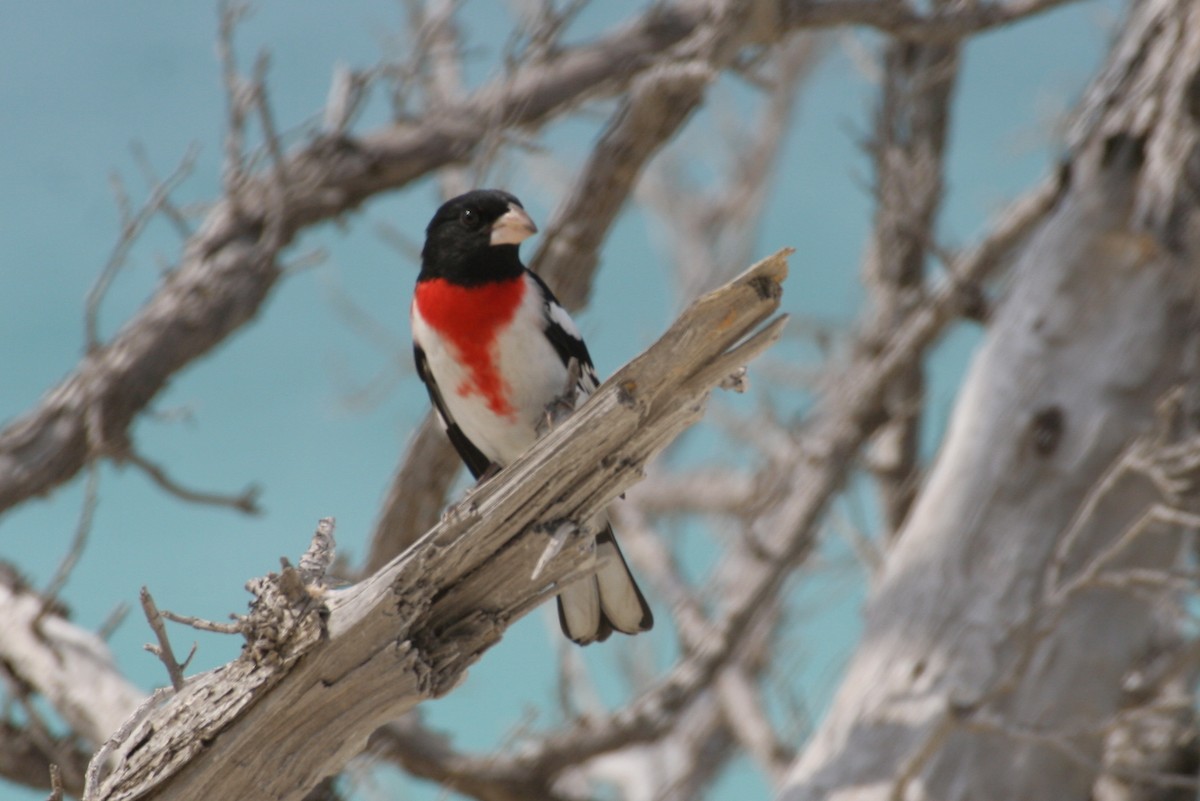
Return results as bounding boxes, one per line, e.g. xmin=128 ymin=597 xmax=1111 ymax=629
xmin=84 ymin=250 xmax=789 ymax=801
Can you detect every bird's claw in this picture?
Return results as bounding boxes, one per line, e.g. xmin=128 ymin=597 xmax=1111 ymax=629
xmin=538 ymin=358 xmax=583 ymax=436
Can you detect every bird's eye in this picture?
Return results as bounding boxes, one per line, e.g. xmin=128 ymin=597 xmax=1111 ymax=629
xmin=459 ymin=208 xmax=479 ymax=228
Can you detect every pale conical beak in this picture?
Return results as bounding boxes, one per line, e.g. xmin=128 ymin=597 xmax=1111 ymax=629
xmin=490 ymin=203 xmax=538 ymax=246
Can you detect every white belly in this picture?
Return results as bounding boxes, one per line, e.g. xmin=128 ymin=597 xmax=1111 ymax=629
xmin=413 ymin=283 xmax=571 ymax=466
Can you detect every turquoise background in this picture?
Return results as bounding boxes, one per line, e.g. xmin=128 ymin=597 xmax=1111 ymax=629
xmin=0 ymin=2 xmax=1117 ymax=798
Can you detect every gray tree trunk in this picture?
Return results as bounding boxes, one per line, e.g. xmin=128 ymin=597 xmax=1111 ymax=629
xmin=779 ymin=1 xmax=1200 ymax=799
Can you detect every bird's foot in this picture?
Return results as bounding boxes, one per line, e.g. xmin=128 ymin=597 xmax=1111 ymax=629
xmin=538 ymin=358 xmax=583 ymax=437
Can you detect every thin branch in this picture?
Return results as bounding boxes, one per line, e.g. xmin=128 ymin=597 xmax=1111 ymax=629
xmin=45 ymin=764 xmax=63 ymax=801
xmin=528 ymin=45 xmax=717 ymax=309
xmin=0 ymin=721 xmax=90 ymax=797
xmin=157 ymin=610 xmax=244 ymax=636
xmin=249 ymin=49 xmax=290 ymax=248
xmin=96 ymin=602 xmax=130 ymax=642
xmin=322 ymin=62 xmax=375 ymax=136
xmin=140 ymin=587 xmax=189 ymax=691
xmin=643 ymin=32 xmax=822 ymax=303
xmin=217 ymin=0 xmax=252 ymax=204
xmin=130 ymin=141 xmax=194 ymax=240
xmin=35 ymin=465 xmax=99 ymax=627
xmin=85 ymin=144 xmax=199 ymax=350
xmin=122 ymin=449 xmax=261 ymax=515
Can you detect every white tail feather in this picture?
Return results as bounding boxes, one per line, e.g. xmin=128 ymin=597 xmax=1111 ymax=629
xmin=595 ymin=539 xmax=650 ymax=633
xmin=558 ymin=577 xmax=601 ymax=643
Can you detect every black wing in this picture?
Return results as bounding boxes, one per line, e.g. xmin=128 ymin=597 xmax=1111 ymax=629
xmin=414 ymin=343 xmax=493 ymax=479
xmin=526 ymin=270 xmax=601 ymax=393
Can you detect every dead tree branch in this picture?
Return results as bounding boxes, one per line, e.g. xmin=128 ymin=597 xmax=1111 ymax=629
xmin=139 ymin=587 xmax=191 ymax=692
xmin=83 ymin=251 xmax=788 ymax=801
xmin=0 ymin=569 xmax=145 ymax=747
xmin=861 ymin=19 xmax=961 ymax=536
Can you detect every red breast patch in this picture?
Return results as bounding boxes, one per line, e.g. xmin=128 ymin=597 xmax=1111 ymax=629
xmin=414 ymin=276 xmax=526 ymax=417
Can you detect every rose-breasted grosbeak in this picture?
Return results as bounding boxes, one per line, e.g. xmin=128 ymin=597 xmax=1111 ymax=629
xmin=411 ymin=189 xmax=653 ymax=645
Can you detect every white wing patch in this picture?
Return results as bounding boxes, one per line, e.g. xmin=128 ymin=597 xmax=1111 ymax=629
xmin=547 ymin=299 xmax=582 ymax=340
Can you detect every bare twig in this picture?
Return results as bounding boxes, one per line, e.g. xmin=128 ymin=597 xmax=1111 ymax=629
xmin=250 ymin=49 xmax=290 ymax=247
xmin=122 ymin=449 xmax=261 ymax=515
xmin=130 ymin=142 xmax=194 ymax=239
xmin=85 ymin=145 xmax=199 ymax=350
xmin=140 ymin=587 xmax=189 ymax=691
xmin=528 ymin=56 xmax=714 ymax=309
xmin=45 ymin=764 xmax=63 ymax=801
xmin=157 ymin=610 xmax=243 ymax=636
xmin=323 ymin=63 xmax=376 ymax=136
xmin=217 ymin=0 xmax=252 ymax=204
xmin=643 ymin=32 xmax=821 ymax=303
xmin=35 ymin=465 xmax=99 ymax=627
xmin=96 ymin=602 xmax=130 ymax=642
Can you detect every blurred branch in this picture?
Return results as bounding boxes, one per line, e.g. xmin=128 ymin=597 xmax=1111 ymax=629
xmin=364 ymin=415 xmax=464 ymax=574
xmin=120 ymin=448 xmax=262 ymax=515
xmin=0 ymin=568 xmax=145 ymax=748
xmin=781 ymin=0 xmax=1086 ymax=41
xmin=0 ymin=722 xmax=89 ymax=799
xmin=781 ymin=1 xmax=1200 ymax=793
xmin=642 ymin=32 xmax=822 ymax=303
xmin=87 ymin=145 xmax=199 ymax=350
xmin=861 ymin=27 xmax=961 ymax=536
xmin=528 ymin=50 xmax=715 ymax=309
xmin=0 ymin=1 xmax=714 ymax=520
xmin=34 ymin=466 xmax=99 ymax=627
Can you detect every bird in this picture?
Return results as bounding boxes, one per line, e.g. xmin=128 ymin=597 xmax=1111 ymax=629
xmin=411 ymin=188 xmax=653 ymax=645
